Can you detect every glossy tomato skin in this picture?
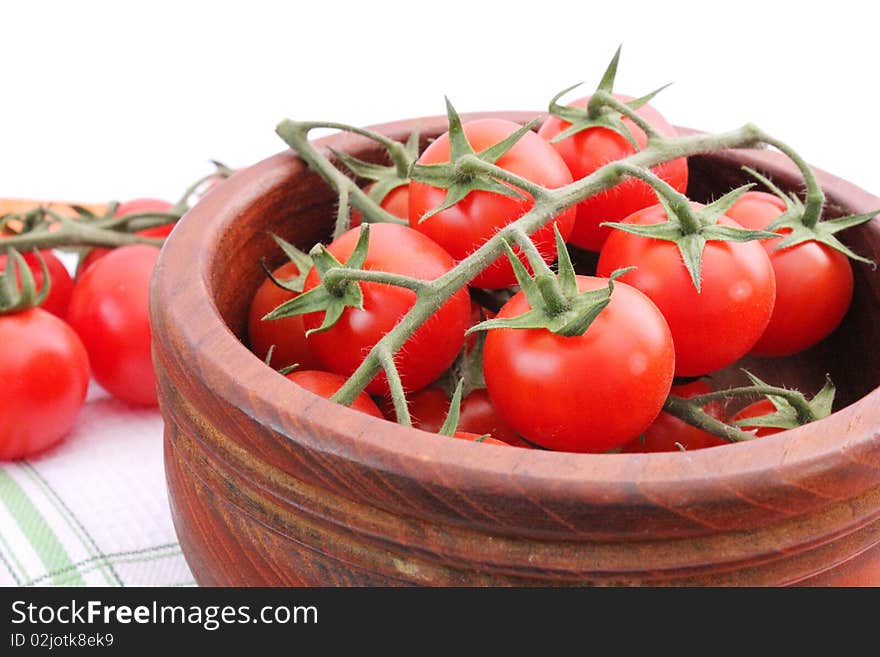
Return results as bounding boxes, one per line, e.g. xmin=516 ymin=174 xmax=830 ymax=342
xmin=597 ymin=203 xmax=776 ymax=376
xmin=725 ymin=191 xmax=853 ymax=357
xmin=351 ymin=184 xmax=409 ymax=228
xmin=730 ymin=399 xmax=784 ymax=438
xmin=483 ymin=275 xmax=675 ymax=453
xmin=78 ymin=198 xmax=174 ymax=275
xmin=302 ymin=224 xmax=470 ymax=395
xmin=248 ymin=261 xmax=320 ymax=371
xmin=620 ymin=380 xmax=726 ymax=452
xmin=0 ymin=309 xmax=90 ymax=460
xmin=0 ymin=249 xmax=74 ymax=318
xmin=67 ymin=245 xmax=160 ymax=406
xmin=538 ymin=95 xmax=688 ymax=252
xmin=408 ymin=118 xmax=576 ymax=289
xmin=285 ymin=370 xmax=383 ymax=418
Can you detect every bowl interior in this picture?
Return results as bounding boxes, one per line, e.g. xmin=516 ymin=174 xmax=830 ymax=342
xmin=207 ymin=122 xmax=880 ymax=421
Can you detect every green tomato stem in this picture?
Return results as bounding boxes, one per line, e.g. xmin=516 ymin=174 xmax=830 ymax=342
xmin=615 ymin=162 xmax=701 ymax=233
xmin=283 ymin=120 xmax=415 ymax=186
xmin=662 ymin=395 xmax=758 ymax=443
xmin=0 ymin=219 xmax=165 ymax=251
xmin=456 ymin=155 xmax=551 ymax=200
xmin=752 ymin=129 xmax=825 ymax=229
xmin=322 ymin=267 xmax=431 ymax=293
xmin=591 ymin=91 xmax=662 ymax=141
xmin=377 ymin=347 xmax=411 ymax=426
xmin=688 ymin=385 xmax=816 ymax=425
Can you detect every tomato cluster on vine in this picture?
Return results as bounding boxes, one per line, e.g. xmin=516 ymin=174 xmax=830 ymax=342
xmin=252 ymin=49 xmax=873 ymax=454
xmin=0 ymin=168 xmax=231 ymax=461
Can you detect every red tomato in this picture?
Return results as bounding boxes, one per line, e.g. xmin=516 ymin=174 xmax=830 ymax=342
xmin=351 ymin=184 xmax=409 ymax=228
xmin=285 ymin=370 xmax=383 ymax=418
xmin=248 ymin=261 xmax=320 ymax=371
xmin=620 ymin=380 xmax=726 ymax=452
xmin=302 ymin=224 xmax=470 ymax=395
xmin=452 ymin=431 xmax=508 ymax=446
xmin=408 ymin=118 xmax=576 ymax=289
xmin=725 ymin=191 xmax=853 ymax=356
xmin=597 ymin=203 xmax=776 ymax=376
xmin=383 ymin=387 xmax=528 ymax=447
xmin=0 ymin=308 xmax=90 ymax=460
xmin=78 ymin=198 xmax=174 ymax=275
xmin=483 ymin=275 xmax=675 ymax=452
xmin=729 ymin=399 xmax=784 ymax=438
xmin=538 ymin=95 xmax=688 ymax=252
xmin=67 ymin=245 xmax=160 ymax=406
xmin=0 ymin=249 xmax=74 ymax=318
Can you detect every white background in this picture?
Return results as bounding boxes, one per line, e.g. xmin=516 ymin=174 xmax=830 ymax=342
xmin=3 ymin=1 xmax=878 ymax=203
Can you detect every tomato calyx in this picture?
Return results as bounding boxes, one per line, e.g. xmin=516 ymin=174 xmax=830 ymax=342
xmin=742 ymin=166 xmax=877 ymax=266
xmin=602 ymin=179 xmax=776 ymax=291
xmin=547 ymin=46 xmax=671 ymax=149
xmin=263 ymin=224 xmax=431 ymax=338
xmin=331 ymin=129 xmax=420 ymax=209
xmin=262 ymin=224 xmax=371 ymax=334
xmin=409 ymin=99 xmax=541 ymax=223
xmin=725 ymin=371 xmax=835 ymax=431
xmin=259 ymin=233 xmax=313 ymax=294
xmin=0 ymin=248 xmax=50 ymax=314
xmin=469 ymin=226 xmax=631 ymax=337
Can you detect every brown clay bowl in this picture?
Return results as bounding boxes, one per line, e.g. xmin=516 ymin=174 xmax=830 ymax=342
xmin=151 ymin=111 xmax=880 ymax=586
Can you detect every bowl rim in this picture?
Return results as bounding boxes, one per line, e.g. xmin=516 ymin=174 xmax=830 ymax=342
xmin=152 ymin=110 xmax=880 ymax=508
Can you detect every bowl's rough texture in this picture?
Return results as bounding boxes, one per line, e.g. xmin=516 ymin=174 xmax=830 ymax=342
xmin=151 ymin=112 xmax=880 ymax=586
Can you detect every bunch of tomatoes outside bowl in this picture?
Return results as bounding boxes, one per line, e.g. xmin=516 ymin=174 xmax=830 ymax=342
xmin=0 ymin=172 xmax=230 ymax=461
xmin=240 ymin=48 xmax=875 ymax=455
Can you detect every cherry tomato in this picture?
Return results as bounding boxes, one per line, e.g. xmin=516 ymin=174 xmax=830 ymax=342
xmin=351 ymin=184 xmax=409 ymax=228
xmin=597 ymin=203 xmax=776 ymax=376
xmin=408 ymin=118 xmax=576 ymax=289
xmin=729 ymin=399 xmax=784 ymax=438
xmin=483 ymin=275 xmax=675 ymax=452
xmin=383 ymin=387 xmax=527 ymax=447
xmin=452 ymin=431 xmax=508 ymax=446
xmin=538 ymin=95 xmax=688 ymax=252
xmin=302 ymin=224 xmax=471 ymax=395
xmin=620 ymin=380 xmax=726 ymax=452
xmin=285 ymin=370 xmax=383 ymax=418
xmin=0 ymin=308 xmax=89 ymax=460
xmin=248 ymin=261 xmax=321 ymax=371
xmin=67 ymin=245 xmax=160 ymax=406
xmin=725 ymin=191 xmax=853 ymax=356
xmin=78 ymin=198 xmax=174 ymax=275
xmin=0 ymin=249 xmax=74 ymax=318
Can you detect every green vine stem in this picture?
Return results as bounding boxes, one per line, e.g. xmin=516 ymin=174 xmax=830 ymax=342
xmin=686 ymin=385 xmax=816 ymax=425
xmin=276 ymin=120 xmax=411 ymax=227
xmin=1 ymin=164 xmax=233 ymax=252
xmin=281 ymin=123 xmax=768 ymax=407
xmin=662 ymin=395 xmax=757 ymax=443
xmin=750 ymin=128 xmax=825 ymax=229
xmin=0 ymin=217 xmax=165 ymax=251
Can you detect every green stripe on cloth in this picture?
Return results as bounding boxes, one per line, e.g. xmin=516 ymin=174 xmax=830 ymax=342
xmin=24 ymin=543 xmax=184 ymax=587
xmin=0 ymin=469 xmax=84 ymax=586
xmin=0 ymin=527 xmax=27 ymax=585
xmin=20 ymin=463 xmax=123 ymax=587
